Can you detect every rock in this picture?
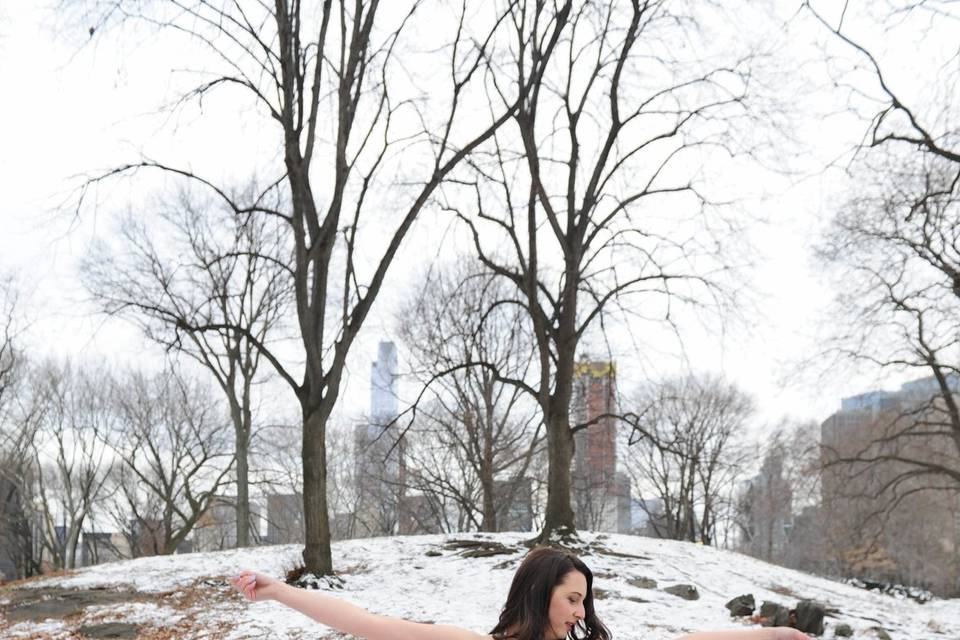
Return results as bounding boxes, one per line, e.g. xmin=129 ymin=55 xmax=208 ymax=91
xmin=443 ymin=539 xmax=517 ymax=558
xmin=7 ymin=598 xmax=84 ymax=622
xmin=868 ymin=627 xmax=891 ymax=640
xmin=627 ymin=576 xmax=658 ymax=590
xmin=725 ymin=594 xmax=755 ymax=617
xmin=759 ymin=601 xmax=791 ymax=627
xmin=833 ymin=623 xmax=853 ymax=637
xmin=424 ymin=550 xmax=442 ymax=557
xmin=664 ymin=584 xmax=699 ymax=600
xmin=3 ymin=588 xmax=142 ymax=623
xmin=795 ymin=599 xmax=825 ymax=635
xmin=78 ymin=623 xmax=140 ymax=638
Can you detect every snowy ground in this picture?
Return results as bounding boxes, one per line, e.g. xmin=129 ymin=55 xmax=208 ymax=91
xmin=1 ymin=532 xmax=957 ymax=639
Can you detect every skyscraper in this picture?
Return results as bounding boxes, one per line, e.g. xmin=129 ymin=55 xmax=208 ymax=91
xmin=353 ymin=341 xmax=405 ymax=536
xmin=571 ymin=360 xmax=631 ymax=532
xmin=820 ymin=375 xmax=960 ymax=595
xmin=371 ymin=340 xmax=399 ymax=423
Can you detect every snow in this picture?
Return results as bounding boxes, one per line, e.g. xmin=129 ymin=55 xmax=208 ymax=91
xmin=24 ymin=544 xmax=304 ymax=594
xmin=2 ymin=619 xmax=70 ymax=639
xmin=82 ymin=601 xmax=185 ymax=626
xmin=2 ymin=532 xmax=958 ymax=639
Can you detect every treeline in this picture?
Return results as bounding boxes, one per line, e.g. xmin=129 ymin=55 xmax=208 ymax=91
xmin=0 ymin=355 xmax=250 ymax=576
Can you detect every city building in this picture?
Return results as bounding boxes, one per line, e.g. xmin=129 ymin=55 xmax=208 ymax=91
xmin=266 ymin=493 xmax=303 ymax=544
xmin=192 ymin=496 xmax=261 ymax=552
xmin=570 ymin=360 xmax=631 ymax=533
xmin=820 ymin=375 xmax=960 ymax=596
xmin=495 ymin=476 xmax=534 ymax=532
xmin=629 ymin=497 xmax=667 ymax=537
xmin=126 ymin=518 xmax=164 ymax=558
xmin=353 ymin=341 xmax=406 ymax=537
xmin=398 ymin=493 xmax=443 ymax=535
xmin=80 ymin=531 xmax=127 ymax=566
xmin=738 ymin=449 xmax=793 ymax=562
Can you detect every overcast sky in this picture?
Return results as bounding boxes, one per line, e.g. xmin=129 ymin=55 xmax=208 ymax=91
xmin=0 ymin=2 xmax=935 ymax=434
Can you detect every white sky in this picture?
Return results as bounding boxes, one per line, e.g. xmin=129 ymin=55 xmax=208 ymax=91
xmin=0 ymin=2 xmax=939 ymax=436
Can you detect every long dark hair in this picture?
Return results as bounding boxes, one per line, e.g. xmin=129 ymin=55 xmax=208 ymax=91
xmin=490 ymin=547 xmax=611 ymax=640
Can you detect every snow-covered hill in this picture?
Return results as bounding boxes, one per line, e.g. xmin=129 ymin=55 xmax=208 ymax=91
xmin=1 ymin=532 xmax=956 ymax=639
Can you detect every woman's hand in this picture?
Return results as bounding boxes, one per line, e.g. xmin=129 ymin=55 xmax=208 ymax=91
xmin=231 ymin=570 xmax=281 ymax=602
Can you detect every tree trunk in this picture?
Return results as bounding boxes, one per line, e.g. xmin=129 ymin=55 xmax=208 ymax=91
xmin=537 ymin=410 xmax=576 ymax=542
xmin=228 ymin=396 xmax=252 ymax=548
xmin=302 ymin=405 xmax=332 ymax=575
xmin=65 ymin=523 xmax=81 ymax=569
xmin=480 ymin=468 xmax=496 ymax=532
xmin=480 ymin=403 xmax=497 ymax=532
xmin=236 ymin=444 xmax=250 ymax=547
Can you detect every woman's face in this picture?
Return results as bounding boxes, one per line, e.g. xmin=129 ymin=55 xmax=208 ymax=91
xmin=545 ymin=570 xmax=587 ymax=640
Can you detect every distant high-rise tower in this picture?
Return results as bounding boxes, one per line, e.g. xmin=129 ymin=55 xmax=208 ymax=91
xmin=371 ymin=341 xmax=398 ymax=425
xmin=571 ymin=360 xmax=630 ymax=532
xmin=354 ymin=341 xmax=405 ymax=536
xmin=817 ymin=374 xmax=960 ymax=595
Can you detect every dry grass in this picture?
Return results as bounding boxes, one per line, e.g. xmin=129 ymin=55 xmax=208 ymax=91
xmin=768 ymin=584 xmax=797 ymax=597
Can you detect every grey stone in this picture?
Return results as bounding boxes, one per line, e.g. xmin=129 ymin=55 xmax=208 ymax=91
xmin=833 ymin=623 xmax=853 ymax=637
xmin=795 ymin=599 xmax=825 ymax=635
xmin=664 ymin=584 xmax=700 ymax=600
xmin=627 ymin=576 xmax=658 ymax=590
xmin=593 ymin=587 xmax=616 ymax=600
xmin=79 ymin=623 xmax=140 ymax=638
xmin=3 ymin=588 xmax=141 ymax=623
xmin=869 ymin=627 xmax=891 ymax=640
xmin=7 ymin=599 xmax=84 ymax=622
xmin=759 ymin=601 xmax=791 ymax=627
xmin=725 ymin=594 xmax=755 ymax=617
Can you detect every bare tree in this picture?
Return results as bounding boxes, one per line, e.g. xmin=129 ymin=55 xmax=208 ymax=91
xmin=0 ymin=275 xmax=17 ymax=408
xmin=111 ymin=366 xmax=234 ymax=555
xmin=0 ymin=277 xmax=42 ymax=578
xmin=625 ymin=375 xmax=753 ymax=545
xmin=254 ymin=420 xmax=306 ymax=543
xmin=818 ymin=166 xmax=960 ymax=487
xmin=30 ymin=361 xmax=116 ymax=570
xmin=809 ymin=0 xmax=960 ymax=594
xmin=82 ymin=185 xmax=290 ymax=547
xmin=400 ymin=415 xmax=475 ymax=533
xmin=805 ymin=1 xmax=959 ymax=170
xmin=0 ymin=412 xmax=42 ymax=579
xmin=452 ymin=0 xmax=755 ymax=542
xmin=66 ymin=0 xmax=555 ymax=574
xmin=398 ymin=260 xmax=542 ymax=533
xmin=736 ymin=422 xmax=819 ymax=563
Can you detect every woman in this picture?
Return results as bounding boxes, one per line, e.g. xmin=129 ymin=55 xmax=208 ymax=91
xmin=232 ymin=547 xmax=807 ymax=640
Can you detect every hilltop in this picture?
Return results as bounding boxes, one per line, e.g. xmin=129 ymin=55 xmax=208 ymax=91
xmin=1 ymin=532 xmax=956 ymax=639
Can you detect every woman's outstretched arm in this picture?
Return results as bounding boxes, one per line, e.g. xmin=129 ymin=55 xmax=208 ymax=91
xmin=677 ymin=628 xmax=808 ymax=640
xmin=231 ymin=570 xmax=489 ymax=640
